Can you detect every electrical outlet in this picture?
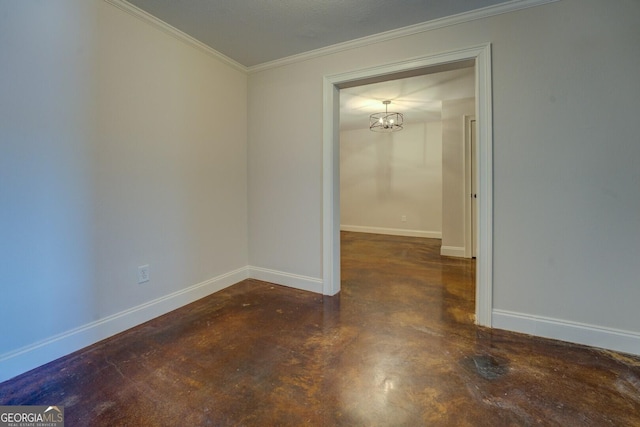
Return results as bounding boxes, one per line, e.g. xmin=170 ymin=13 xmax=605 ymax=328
xmin=401 ymin=215 xmax=407 ymax=222
xmin=138 ymin=265 xmax=150 ymax=284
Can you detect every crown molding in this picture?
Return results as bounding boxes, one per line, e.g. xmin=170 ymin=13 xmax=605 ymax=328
xmin=103 ymin=0 xmax=248 ymax=73
xmin=104 ymin=0 xmax=558 ymax=75
xmin=248 ymin=0 xmax=559 ymax=73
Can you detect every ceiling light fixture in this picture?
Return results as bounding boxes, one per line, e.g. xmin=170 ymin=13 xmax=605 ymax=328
xmin=369 ymin=100 xmax=403 ymax=132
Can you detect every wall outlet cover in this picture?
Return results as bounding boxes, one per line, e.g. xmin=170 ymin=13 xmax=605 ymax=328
xmin=138 ymin=265 xmax=150 ymax=284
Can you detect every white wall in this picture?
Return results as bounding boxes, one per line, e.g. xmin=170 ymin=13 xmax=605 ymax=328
xmin=247 ymin=66 xmax=324 ymax=282
xmin=340 ymin=121 xmax=442 ymax=238
xmin=0 ymin=1 xmax=248 ymax=381
xmin=248 ymin=0 xmax=640 ymax=353
xmin=441 ymin=98 xmax=475 ymax=255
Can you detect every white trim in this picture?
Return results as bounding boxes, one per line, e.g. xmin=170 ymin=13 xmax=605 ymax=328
xmin=249 ymin=0 xmax=558 ymax=73
xmin=323 ymin=44 xmax=493 ymax=326
xmin=0 ymin=267 xmax=249 ymax=383
xmin=249 ymin=267 xmax=323 ymax=294
xmin=474 ymin=44 xmax=493 ymax=327
xmin=341 ymin=225 xmax=441 ymax=239
xmin=493 ymin=310 xmax=640 ymax=356
xmin=322 ymin=82 xmax=342 ymax=296
xmin=105 ymin=0 xmax=558 ymax=74
xmin=440 ymin=246 xmax=467 ymax=257
xmin=463 ymin=115 xmax=476 ymax=259
xmin=103 ymin=0 xmax=247 ymax=73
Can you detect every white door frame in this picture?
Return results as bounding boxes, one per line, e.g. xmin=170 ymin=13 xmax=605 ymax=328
xmin=322 ymin=43 xmax=494 ymax=326
xmin=464 ymin=115 xmax=478 ymax=259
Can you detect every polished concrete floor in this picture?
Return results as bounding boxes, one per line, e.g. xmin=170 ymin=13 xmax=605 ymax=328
xmin=1 ymin=232 xmax=639 ymax=426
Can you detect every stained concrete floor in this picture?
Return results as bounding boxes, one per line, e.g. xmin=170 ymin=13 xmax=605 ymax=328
xmin=1 ymin=232 xmax=639 ymax=426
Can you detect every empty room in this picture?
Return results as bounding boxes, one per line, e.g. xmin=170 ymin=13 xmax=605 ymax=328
xmin=1 ymin=0 xmax=639 ymax=425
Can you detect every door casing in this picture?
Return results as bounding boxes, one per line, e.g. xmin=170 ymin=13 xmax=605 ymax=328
xmin=322 ymin=43 xmax=493 ymax=326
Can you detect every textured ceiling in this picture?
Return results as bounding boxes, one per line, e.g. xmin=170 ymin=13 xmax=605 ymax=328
xmin=126 ymin=0 xmax=509 ymax=67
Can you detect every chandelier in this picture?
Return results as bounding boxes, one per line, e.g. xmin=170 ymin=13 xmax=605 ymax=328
xmin=369 ymin=100 xmax=403 ymax=132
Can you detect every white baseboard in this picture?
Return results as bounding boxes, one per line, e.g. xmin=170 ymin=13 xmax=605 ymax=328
xmin=5 ymin=272 xmax=639 ymax=383
xmin=493 ymin=309 xmax=640 ymax=356
xmin=0 ymin=267 xmax=249 ymax=383
xmin=341 ymin=225 xmax=442 ymax=239
xmin=440 ymin=245 xmax=466 ymax=257
xmin=248 ymin=266 xmax=323 ymax=294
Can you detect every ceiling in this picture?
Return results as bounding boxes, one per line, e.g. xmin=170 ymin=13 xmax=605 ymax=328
xmin=126 ymin=0 xmax=509 ymax=68
xmin=340 ymin=66 xmax=475 ymax=131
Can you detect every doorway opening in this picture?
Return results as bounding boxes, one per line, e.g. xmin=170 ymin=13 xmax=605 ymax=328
xmin=339 ymin=67 xmax=474 ymax=244
xmin=322 ymin=44 xmax=493 ymax=326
